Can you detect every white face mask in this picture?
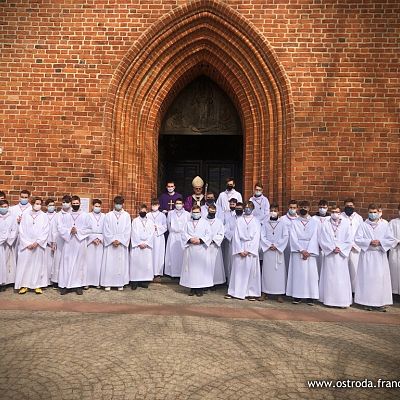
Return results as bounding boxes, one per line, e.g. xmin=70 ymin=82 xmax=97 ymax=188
xmin=33 ymin=204 xmax=41 ymax=211
xmin=254 ymin=190 xmax=262 ymax=197
xmin=47 ymin=205 xmax=55 ymax=213
xmin=331 ymin=212 xmax=340 ymax=221
xmin=167 ymin=187 xmax=175 ymax=193
xmin=114 ymin=204 xmax=123 ymax=211
xmin=62 ymin=202 xmax=71 ymax=211
xmin=151 ymin=206 xmax=159 ymax=212
xmin=288 ymin=209 xmax=297 ymax=216
xmin=0 ymin=207 xmax=9 ymax=215
xmin=93 ymin=206 xmax=101 ymax=214
xmin=175 ymin=204 xmax=183 ymax=210
xmin=319 ymin=207 xmax=328 ymax=216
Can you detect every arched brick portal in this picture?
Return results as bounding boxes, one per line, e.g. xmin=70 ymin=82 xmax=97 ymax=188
xmin=105 ymin=0 xmax=292 ymax=211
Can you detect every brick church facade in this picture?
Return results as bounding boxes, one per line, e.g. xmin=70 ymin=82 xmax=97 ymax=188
xmin=1 ymin=0 xmax=399 ymax=215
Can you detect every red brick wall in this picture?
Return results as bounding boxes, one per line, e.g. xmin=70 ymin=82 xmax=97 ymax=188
xmin=1 ymin=0 xmax=399 ymax=218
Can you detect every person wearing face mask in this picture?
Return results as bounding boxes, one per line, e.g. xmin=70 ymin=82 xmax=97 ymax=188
xmin=180 ymin=205 xmax=212 ymax=297
xmin=312 ymin=199 xmax=331 ymax=278
xmin=205 ymin=204 xmax=226 ymax=289
xmin=340 ymin=198 xmax=363 ymax=293
xmin=215 ymin=177 xmax=243 ymax=214
xmin=201 ymin=191 xmax=216 ymax=219
xmin=354 ymin=204 xmax=397 ymax=312
xmin=159 ymin=181 xmax=182 ymax=214
xmin=10 ymin=189 xmax=32 ymax=225
xmin=100 ymin=196 xmax=131 ymax=291
xmin=130 ymin=204 xmax=155 ymax=290
xmin=281 ymin=200 xmax=298 ymax=273
xmin=148 ymin=198 xmax=167 ymax=280
xmin=85 ymin=199 xmax=105 ymax=290
xmin=0 ymin=200 xmax=18 ymax=292
xmin=225 ymin=201 xmax=261 ymax=301
xmin=44 ymin=198 xmax=58 ymax=287
xmin=57 ymin=195 xmax=92 ymax=295
xmin=286 ymin=200 xmax=320 ymax=306
xmin=388 ymin=204 xmax=400 ymax=297
xmin=165 ymin=198 xmax=190 ymax=279
xmin=249 ymin=183 xmax=270 ymax=224
xmin=318 ymin=205 xmax=353 ymax=308
xmin=184 ymin=176 xmax=206 ymax=212
xmin=50 ymin=195 xmax=72 ymax=287
xmin=260 ymin=203 xmax=289 ymax=303
xmin=15 ymin=197 xmax=49 ymax=295
xmin=221 ymin=198 xmax=238 ymax=283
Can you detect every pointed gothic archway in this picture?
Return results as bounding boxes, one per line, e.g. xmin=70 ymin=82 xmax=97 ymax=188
xmin=104 ymin=0 xmax=292 ymax=211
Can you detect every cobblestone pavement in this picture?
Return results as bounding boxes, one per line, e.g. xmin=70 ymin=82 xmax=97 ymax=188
xmin=0 ymin=282 xmax=399 ymax=400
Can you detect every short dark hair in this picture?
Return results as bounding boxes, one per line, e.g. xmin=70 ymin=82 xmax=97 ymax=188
xmin=254 ymin=182 xmax=263 ymax=189
xmin=206 ymin=191 xmax=215 ymax=197
xmin=245 ymin=200 xmax=255 ymax=209
xmin=236 ymin=202 xmax=244 ymax=208
xmin=151 ymin=198 xmax=160 ymax=205
xmin=288 ymin=199 xmax=297 ymax=206
xmin=226 ymin=177 xmax=235 ymax=184
xmin=92 ymin=198 xmax=102 ymax=206
xmin=30 ymin=197 xmax=42 ymax=205
xmin=270 ymin=202 xmax=279 ymax=209
xmin=229 ymin=198 xmax=238 ymax=203
xmin=344 ymin=198 xmax=355 ymax=205
xmin=299 ymin=200 xmax=310 ymax=208
xmin=140 ymin=203 xmax=147 ymax=210
xmin=175 ymin=198 xmax=183 ymax=203
xmin=166 ymin=181 xmax=175 ymax=186
xmin=191 ymin=205 xmax=201 ymax=212
xmin=0 ymin=199 xmax=9 ymax=206
xmin=114 ymin=195 xmax=124 ymax=204
xmin=20 ymin=190 xmax=31 ymax=196
xmin=45 ymin=198 xmax=56 ymax=206
xmin=318 ymin=199 xmax=328 ymax=206
xmin=62 ymin=195 xmax=72 ymax=203
xmin=368 ymin=203 xmax=380 ymax=210
xmin=208 ymin=204 xmax=216 ymax=212
xmin=331 ymin=204 xmax=341 ymax=211
xmin=71 ymin=195 xmax=80 ymax=202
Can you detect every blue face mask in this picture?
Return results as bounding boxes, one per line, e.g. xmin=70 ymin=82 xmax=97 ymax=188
xmin=47 ymin=205 xmax=56 ymax=213
xmin=0 ymin=207 xmax=8 ymax=215
xmin=368 ymin=212 xmax=379 ymax=221
xmin=20 ymin=198 xmax=29 ymax=205
xmin=192 ymin=212 xmax=201 ymax=220
xmin=114 ymin=204 xmax=123 ymax=211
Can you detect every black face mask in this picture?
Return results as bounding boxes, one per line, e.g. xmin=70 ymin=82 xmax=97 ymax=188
xmin=229 ymin=205 xmax=236 ymax=211
xmin=72 ymin=204 xmax=80 ymax=211
xmin=235 ymin=209 xmax=243 ymax=216
xmin=344 ymin=206 xmax=354 ymax=216
xmin=206 ymin=200 xmax=215 ymax=206
xmin=139 ymin=211 xmax=147 ymax=218
xmin=208 ymin=213 xmax=216 ymax=219
xmin=226 ymin=185 xmax=234 ymax=191
xmin=299 ymin=209 xmax=308 ymax=216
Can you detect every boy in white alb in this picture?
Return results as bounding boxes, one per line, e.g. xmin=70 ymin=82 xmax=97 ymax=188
xmin=388 ymin=204 xmax=400 ymax=295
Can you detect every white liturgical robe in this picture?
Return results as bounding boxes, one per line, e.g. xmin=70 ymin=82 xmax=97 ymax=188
xmin=216 ymin=189 xmax=242 ymax=213
xmin=388 ymin=218 xmax=400 ymax=294
xmin=148 ymin=211 xmax=167 ymax=276
xmin=57 ymin=211 xmax=92 ymax=289
xmin=100 ymin=210 xmax=131 ymax=287
xmin=286 ymin=216 xmax=320 ymax=299
xmin=222 ymin=210 xmax=237 ymax=282
xmin=15 ymin=210 xmax=49 ymax=289
xmin=319 ymin=217 xmax=353 ymax=307
xmin=86 ymin=212 xmax=105 ymax=287
xmin=249 ymin=195 xmax=270 ymax=224
xmin=228 ymin=215 xmax=261 ymax=299
xmin=180 ymin=218 xmax=212 ymax=289
xmin=0 ymin=210 xmax=18 ymax=285
xmin=354 ymin=219 xmax=397 ymax=307
xmin=130 ymin=216 xmax=155 ymax=282
xmin=260 ymin=218 xmax=289 ymax=295
xmin=51 ymin=210 xmax=69 ymax=283
xmin=44 ymin=212 xmax=58 ymax=285
xmin=207 ymin=217 xmax=226 ymax=285
xmin=165 ymin=209 xmax=190 ymax=277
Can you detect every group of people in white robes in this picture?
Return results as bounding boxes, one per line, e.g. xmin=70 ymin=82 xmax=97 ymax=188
xmin=1 ymin=186 xmax=400 ymax=313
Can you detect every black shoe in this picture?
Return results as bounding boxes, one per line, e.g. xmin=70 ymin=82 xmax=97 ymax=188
xmin=376 ymin=306 xmax=387 ymax=312
xmin=59 ymin=288 xmax=68 ymax=295
xmin=195 ymin=289 xmax=203 ymax=297
xmin=188 ymin=289 xmax=195 ymax=296
xmin=76 ymin=287 xmax=83 ymax=295
xmin=210 ymin=286 xmax=217 ymax=291
xmin=139 ymin=282 xmax=149 ymax=289
xmin=131 ymin=283 xmax=138 ymax=290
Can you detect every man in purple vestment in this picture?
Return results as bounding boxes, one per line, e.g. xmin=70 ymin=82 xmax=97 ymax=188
xmin=159 ymin=181 xmax=182 ymax=214
xmin=184 ymin=176 xmax=206 ymax=212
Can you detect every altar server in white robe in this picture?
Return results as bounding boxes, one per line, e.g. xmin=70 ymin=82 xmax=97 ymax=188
xmin=44 ymin=198 xmax=57 ymax=285
xmin=130 ymin=204 xmax=155 ymax=289
xmin=354 ymin=204 xmax=397 ymax=311
xmin=201 ymin=191 xmax=218 ymax=219
xmin=15 ymin=197 xmax=49 ymax=294
xmin=10 ymin=189 xmax=32 ymax=262
xmin=249 ymin=183 xmax=270 ymax=224
xmin=51 ymin=196 xmax=71 ymax=286
xmin=180 ymin=205 xmax=212 ymax=296
xmin=312 ymin=199 xmax=330 ymax=276
xmin=149 ymin=198 xmax=167 ymax=278
xmin=57 ymin=195 xmax=92 ymax=295
xmin=388 ymin=204 xmax=400 ymax=294
xmin=222 ymin=198 xmax=238 ymax=282
xmin=164 ymin=198 xmax=190 ymax=278
xmin=100 ymin=196 xmax=131 ymax=291
xmin=225 ymin=201 xmax=261 ymax=301
xmin=206 ymin=204 xmax=226 ymax=287
xmin=318 ymin=205 xmax=353 ymax=308
xmin=286 ymin=201 xmax=320 ymax=305
xmin=216 ymin=177 xmax=243 ymax=213
xmin=86 ymin=199 xmax=105 ymax=288
xmin=0 ymin=200 xmax=18 ymax=290
xmin=260 ymin=203 xmax=289 ymax=302
xmin=281 ymin=200 xmax=299 ymax=271
xmin=341 ymin=198 xmax=363 ymax=292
